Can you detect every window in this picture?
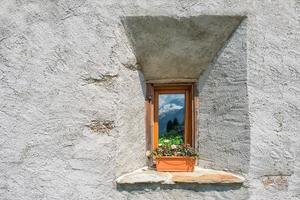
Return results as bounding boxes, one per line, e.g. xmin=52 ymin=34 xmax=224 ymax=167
xmin=145 ymin=83 xmax=197 ymax=150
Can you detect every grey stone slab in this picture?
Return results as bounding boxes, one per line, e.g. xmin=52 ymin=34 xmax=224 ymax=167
xmin=116 ymin=167 xmax=245 ymax=185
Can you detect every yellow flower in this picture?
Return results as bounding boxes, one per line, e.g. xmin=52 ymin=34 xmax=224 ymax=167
xmin=145 ymin=150 xmax=151 ymax=157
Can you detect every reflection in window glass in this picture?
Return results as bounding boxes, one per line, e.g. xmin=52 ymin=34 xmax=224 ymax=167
xmin=158 ymin=94 xmax=185 ymax=145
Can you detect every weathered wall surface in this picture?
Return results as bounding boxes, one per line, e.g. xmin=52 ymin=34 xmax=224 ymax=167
xmin=247 ymin=1 xmax=300 ymax=199
xmin=198 ymin=20 xmax=250 ymax=174
xmin=0 ymin=1 xmax=299 ymax=200
xmin=122 ymin=15 xmax=243 ymax=82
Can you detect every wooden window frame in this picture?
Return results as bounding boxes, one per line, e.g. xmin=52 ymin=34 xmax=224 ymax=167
xmin=145 ymin=83 xmax=197 ymax=151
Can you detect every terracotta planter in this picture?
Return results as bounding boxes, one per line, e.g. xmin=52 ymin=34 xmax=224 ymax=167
xmin=155 ymin=156 xmax=196 ymax=172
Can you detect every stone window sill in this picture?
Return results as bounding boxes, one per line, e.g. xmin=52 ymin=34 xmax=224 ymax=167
xmin=116 ymin=166 xmax=245 ymax=185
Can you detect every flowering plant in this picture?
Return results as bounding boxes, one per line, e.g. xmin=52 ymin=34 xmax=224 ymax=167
xmin=149 ymin=144 xmax=199 ymax=158
xmin=158 ymin=134 xmax=183 ymax=146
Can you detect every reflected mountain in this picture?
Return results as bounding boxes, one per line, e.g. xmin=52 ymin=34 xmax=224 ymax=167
xmin=158 ymin=94 xmax=185 ymax=136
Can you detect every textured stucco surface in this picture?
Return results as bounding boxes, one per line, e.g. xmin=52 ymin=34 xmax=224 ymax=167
xmin=0 ymin=1 xmax=299 ymax=200
xmin=122 ymin=15 xmax=243 ymax=82
xmin=198 ymin=20 xmax=250 ymax=174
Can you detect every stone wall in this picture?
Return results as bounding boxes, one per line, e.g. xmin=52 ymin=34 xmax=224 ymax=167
xmin=0 ymin=1 xmax=299 ymax=200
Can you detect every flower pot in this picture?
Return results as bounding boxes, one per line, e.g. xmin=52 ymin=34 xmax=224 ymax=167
xmin=155 ymin=156 xmax=196 ymax=172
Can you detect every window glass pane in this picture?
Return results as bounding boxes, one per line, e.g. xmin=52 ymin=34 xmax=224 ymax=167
xmin=158 ymin=94 xmax=185 ymax=145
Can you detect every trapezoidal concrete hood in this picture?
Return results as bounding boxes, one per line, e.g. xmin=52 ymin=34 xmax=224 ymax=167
xmin=122 ymin=15 xmax=244 ymax=82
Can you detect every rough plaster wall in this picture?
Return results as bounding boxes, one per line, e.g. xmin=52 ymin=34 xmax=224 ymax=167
xmin=247 ymin=1 xmax=300 ymax=199
xmin=0 ymin=1 xmax=122 ymax=199
xmin=198 ymin=20 xmax=250 ymax=174
xmin=122 ymin=15 xmax=243 ymax=81
xmin=0 ymin=1 xmax=299 ymax=200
